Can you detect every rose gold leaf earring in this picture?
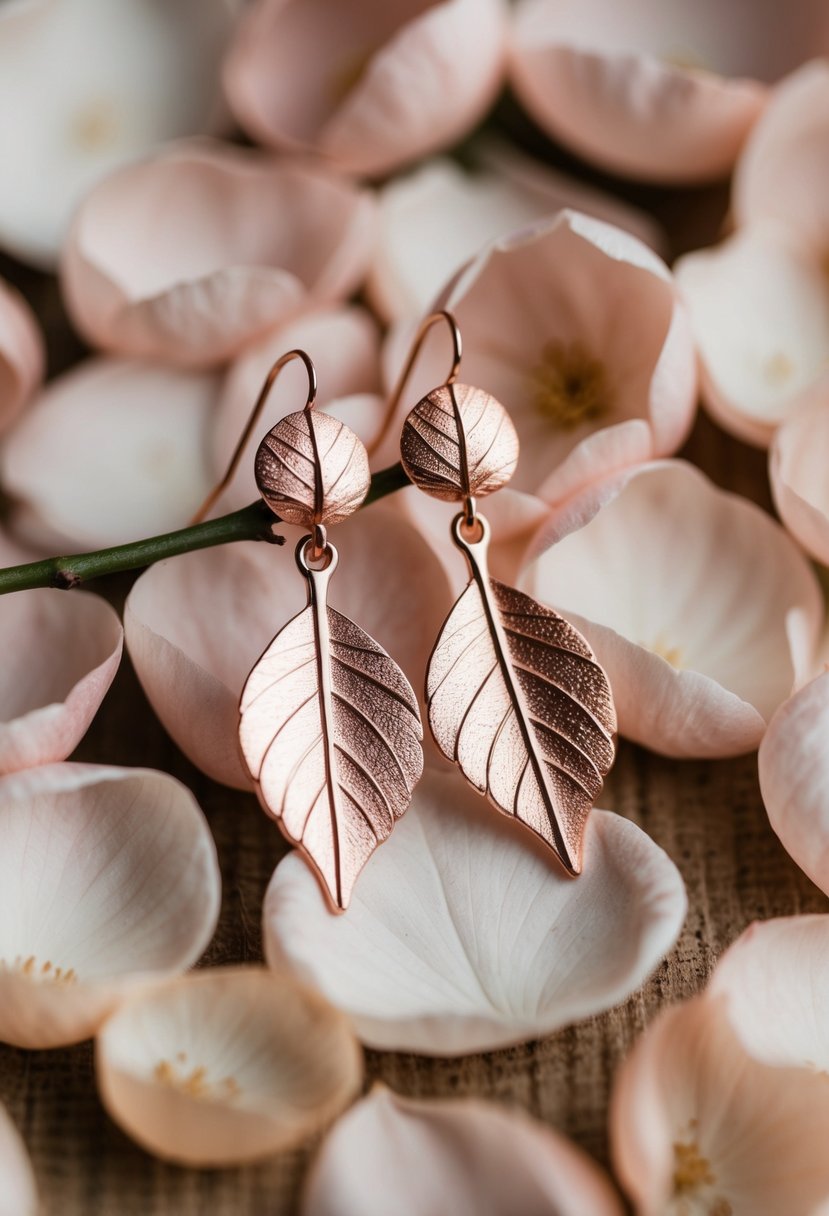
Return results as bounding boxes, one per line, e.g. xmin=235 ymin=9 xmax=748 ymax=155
xmin=385 ymin=311 xmax=617 ymax=876
xmin=194 ymin=350 xmax=424 ymax=913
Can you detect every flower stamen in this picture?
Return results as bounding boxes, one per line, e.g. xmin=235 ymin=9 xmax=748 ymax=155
xmin=154 ymin=1053 xmax=241 ymax=1103
xmin=529 ymin=340 xmax=612 ymax=430
xmin=0 ymin=955 xmax=77 ymax=984
xmin=71 ymin=99 xmax=119 ymax=152
xmin=672 ymin=1135 xmax=733 ymax=1215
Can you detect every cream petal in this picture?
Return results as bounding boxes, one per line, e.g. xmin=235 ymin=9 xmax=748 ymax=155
xmin=224 ymin=0 xmax=506 ymax=176
xmin=125 ymin=503 xmax=451 ymax=788
xmin=95 ymin=966 xmax=363 ymax=1167
xmin=0 ymin=588 xmax=122 ymax=774
xmin=302 ymin=1086 xmax=623 ymax=1216
xmin=366 ymin=146 xmax=665 ymax=322
xmin=60 ymin=141 xmax=375 ymax=366
xmin=610 ymin=994 xmax=829 ymax=1216
xmin=709 ymin=916 xmax=829 ymax=1070
xmin=382 ymin=210 xmax=696 ymax=499
xmin=525 ymin=461 xmax=822 ymax=756
xmin=0 ymin=0 xmax=241 ymax=267
xmin=0 ymin=279 xmax=44 ymax=434
xmin=264 ymin=769 xmax=686 ymax=1055
xmin=734 ymin=61 xmax=829 ymax=258
xmin=0 ymin=763 xmax=220 ymax=1048
xmin=509 ymin=0 xmax=774 ymax=183
xmin=676 ymin=226 xmax=829 ymax=445
xmin=213 ymin=305 xmax=382 ymax=510
xmin=1 ymin=356 xmax=221 ymax=548
xmin=770 ymin=384 xmax=829 ymax=564
xmin=0 ymin=1101 xmax=37 ymax=1216
xmin=758 ymin=671 xmax=829 ymax=896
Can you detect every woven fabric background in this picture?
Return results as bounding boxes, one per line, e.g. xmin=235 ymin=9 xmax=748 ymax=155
xmin=0 ymin=189 xmax=824 ymax=1213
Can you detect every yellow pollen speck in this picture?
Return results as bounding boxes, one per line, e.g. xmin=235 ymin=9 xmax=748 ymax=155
xmin=764 ymin=351 xmax=795 ymax=386
xmin=672 ymin=1139 xmax=733 ymax=1216
xmin=651 ymin=636 xmax=685 ymax=669
xmin=662 ymin=48 xmax=708 ymax=72
xmin=1 ymin=955 xmax=77 ymax=984
xmin=154 ymin=1058 xmax=241 ymax=1103
xmin=71 ymin=99 xmax=119 ymax=151
xmin=529 ymin=340 xmax=612 ymax=431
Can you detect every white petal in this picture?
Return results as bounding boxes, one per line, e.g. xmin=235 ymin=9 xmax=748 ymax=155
xmin=0 ymin=588 xmax=122 ymax=774
xmin=0 ymin=0 xmax=241 ymax=267
xmin=0 ymin=278 xmax=44 ymax=434
xmin=264 ymin=769 xmax=686 ymax=1055
xmin=676 ymin=226 xmax=829 ymax=445
xmin=758 ymin=670 xmax=829 ymax=896
xmin=0 ymin=763 xmax=220 ymax=1048
xmin=526 ymin=461 xmax=823 ymax=756
xmin=96 ymin=966 xmax=363 ymax=1167
xmin=302 ymin=1086 xmax=623 ymax=1216
xmin=1 ymin=356 xmax=219 ymax=548
xmin=709 ymin=916 xmax=829 ymax=1071
xmin=0 ymin=1102 xmax=37 ymax=1216
xmin=611 ymin=994 xmax=829 ymax=1216
xmin=770 ymin=383 xmax=829 ymax=565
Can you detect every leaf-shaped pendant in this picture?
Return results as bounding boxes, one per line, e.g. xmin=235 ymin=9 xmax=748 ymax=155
xmin=239 ymin=542 xmax=424 ymax=912
xmin=428 ymin=514 xmax=616 ymax=875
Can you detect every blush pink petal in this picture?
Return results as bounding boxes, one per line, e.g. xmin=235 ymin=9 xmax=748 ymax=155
xmin=223 ymin=0 xmax=506 ymax=177
xmin=610 ymin=994 xmax=829 ymax=1216
xmin=382 ymin=210 xmax=696 ymax=500
xmin=213 ymin=305 xmax=382 ymax=510
xmin=1 ymin=357 xmax=220 ymax=548
xmin=526 ymin=461 xmax=822 ymax=757
xmin=0 ymin=764 xmax=220 ymax=1049
xmin=264 ymin=769 xmax=686 ymax=1055
xmin=709 ymin=916 xmax=829 ymax=1070
xmin=60 ymin=141 xmax=375 ymax=367
xmin=758 ymin=671 xmax=829 ymax=895
xmin=302 ymin=1086 xmax=623 ymax=1216
xmin=676 ymin=225 xmax=829 ymax=446
xmin=95 ymin=967 xmax=363 ymax=1168
xmin=0 ymin=1101 xmax=37 ymax=1216
xmin=0 ymin=279 xmax=44 ymax=434
xmin=509 ymin=0 xmax=777 ymax=183
xmin=734 ymin=61 xmax=829 ymax=259
xmin=125 ymin=504 xmax=451 ymax=788
xmin=367 ymin=144 xmax=665 ymax=322
xmin=0 ymin=587 xmax=122 ymax=774
xmin=770 ymin=384 xmax=829 ymax=564
xmin=0 ymin=0 xmax=242 ymax=268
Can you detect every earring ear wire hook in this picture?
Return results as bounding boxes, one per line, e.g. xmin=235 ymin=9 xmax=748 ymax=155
xmin=190 ymin=349 xmax=318 ymax=525
xmin=367 ymin=309 xmax=463 ymax=460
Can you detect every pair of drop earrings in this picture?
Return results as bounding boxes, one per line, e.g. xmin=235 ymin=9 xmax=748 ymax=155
xmin=195 ymin=311 xmax=617 ymax=913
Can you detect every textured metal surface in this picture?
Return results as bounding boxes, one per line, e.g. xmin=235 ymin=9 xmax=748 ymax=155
xmin=427 ymin=514 xmax=616 ymax=875
xmin=400 ymin=382 xmax=519 ymax=502
xmin=255 ymin=409 xmax=370 ymax=528
xmin=238 ymin=540 xmax=424 ymax=912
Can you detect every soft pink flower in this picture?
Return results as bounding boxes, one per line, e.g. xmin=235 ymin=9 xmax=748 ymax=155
xmin=524 ymin=460 xmax=822 ymax=757
xmin=0 ymin=279 xmax=44 ymax=435
xmin=125 ymin=504 xmax=451 ymax=788
xmin=611 ymin=994 xmax=829 ymax=1216
xmin=213 ymin=305 xmax=383 ymax=511
xmin=60 ymin=140 xmax=375 ymax=367
xmin=367 ymin=140 xmax=665 ymax=323
xmin=758 ymin=670 xmax=829 ymax=896
xmin=0 ymin=764 xmax=220 ymax=1048
xmin=302 ymin=1086 xmax=624 ymax=1216
xmin=1 ymin=357 xmax=221 ymax=549
xmin=0 ymin=1101 xmax=37 ymax=1216
xmin=770 ymin=384 xmax=829 ymax=564
xmin=379 ymin=210 xmax=697 ymax=501
xmin=0 ymin=574 xmax=123 ymax=774
xmin=734 ymin=60 xmax=829 ymax=260
xmin=508 ymin=0 xmax=829 ymax=183
xmin=675 ymin=224 xmax=829 ymax=446
xmin=0 ymin=0 xmax=242 ymax=267
xmin=223 ymin=0 xmax=507 ymax=177
xmin=264 ymin=768 xmax=686 ymax=1055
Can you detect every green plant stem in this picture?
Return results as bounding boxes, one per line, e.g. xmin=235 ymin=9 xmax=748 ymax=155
xmin=0 ymin=462 xmax=411 ymax=595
